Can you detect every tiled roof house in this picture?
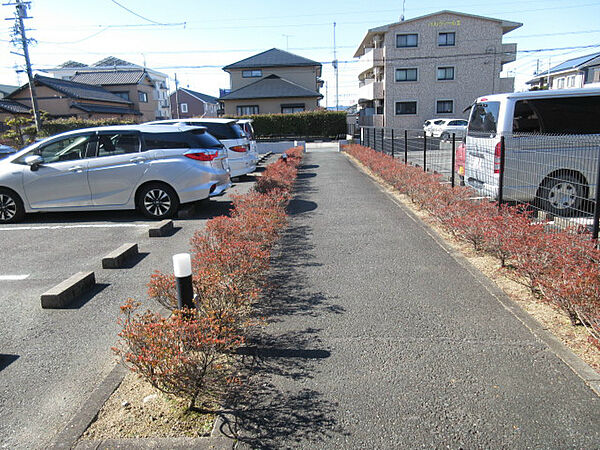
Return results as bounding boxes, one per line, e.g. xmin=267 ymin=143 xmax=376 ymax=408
xmin=220 ymin=48 xmax=323 ymax=115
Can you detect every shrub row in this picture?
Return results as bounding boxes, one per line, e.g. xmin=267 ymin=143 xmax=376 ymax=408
xmin=114 ymin=147 xmax=304 ymax=409
xmin=343 ymin=143 xmax=600 ymax=349
xmin=25 ymin=117 xmax=137 ymax=138
xmin=230 ymin=110 xmax=347 ymax=138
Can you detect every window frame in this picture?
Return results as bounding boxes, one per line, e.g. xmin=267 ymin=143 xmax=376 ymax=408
xmin=236 ymin=105 xmax=259 ymax=115
xmin=436 ymin=99 xmax=454 ymax=114
xmin=395 ymin=68 xmax=418 ymax=82
xmin=395 ymin=33 xmax=418 ymax=48
xmin=437 ymin=66 xmax=455 ymax=81
xmin=180 ymin=103 xmax=188 ymax=113
xmin=281 ymin=103 xmax=305 ymax=114
xmin=242 ymin=69 xmax=263 ymax=78
xmin=438 ymin=32 xmax=456 ymax=47
xmin=138 ymin=91 xmax=148 ymax=103
xmin=395 ymin=101 xmax=417 ymax=115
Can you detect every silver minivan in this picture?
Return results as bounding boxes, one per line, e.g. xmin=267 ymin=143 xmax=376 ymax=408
xmin=0 ymin=124 xmax=230 ymax=223
xmin=464 ymin=88 xmax=600 ymax=216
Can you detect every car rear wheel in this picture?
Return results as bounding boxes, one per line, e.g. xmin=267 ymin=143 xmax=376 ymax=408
xmin=0 ymin=188 xmax=25 ymax=224
xmin=137 ymin=183 xmax=179 ymax=220
xmin=538 ymin=173 xmax=585 ymax=217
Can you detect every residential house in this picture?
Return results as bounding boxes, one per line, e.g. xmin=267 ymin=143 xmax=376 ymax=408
xmin=70 ymin=69 xmax=157 ymax=122
xmin=7 ymin=74 xmax=141 ymax=120
xmin=170 ymin=88 xmax=219 ymax=119
xmin=0 ymin=99 xmax=31 ymax=132
xmin=0 ymin=84 xmax=18 ymax=98
xmin=220 ymin=48 xmax=323 ymax=115
xmin=45 ymin=57 xmax=171 ymax=119
xmin=354 ymin=11 xmax=521 ymax=129
xmin=526 ymin=52 xmax=600 ymax=90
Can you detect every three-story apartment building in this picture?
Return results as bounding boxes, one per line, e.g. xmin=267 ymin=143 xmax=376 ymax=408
xmin=354 ymin=11 xmax=521 ymax=129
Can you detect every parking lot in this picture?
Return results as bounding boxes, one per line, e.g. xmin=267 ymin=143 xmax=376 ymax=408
xmin=0 ymin=167 xmax=266 ymax=449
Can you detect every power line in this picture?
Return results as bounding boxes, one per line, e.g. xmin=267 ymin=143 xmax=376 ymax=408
xmin=109 ymin=0 xmax=185 ymax=27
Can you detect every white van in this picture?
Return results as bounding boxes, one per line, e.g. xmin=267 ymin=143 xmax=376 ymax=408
xmin=464 ymin=88 xmax=600 ymax=216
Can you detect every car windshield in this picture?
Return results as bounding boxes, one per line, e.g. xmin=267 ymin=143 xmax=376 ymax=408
xmin=468 ymin=101 xmax=500 ymax=136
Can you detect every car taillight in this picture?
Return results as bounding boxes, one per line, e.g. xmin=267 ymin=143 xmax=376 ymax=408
xmin=493 ymin=141 xmax=502 ymax=174
xmin=185 ymin=150 xmax=219 ymax=161
xmin=230 ymin=145 xmax=247 ymax=153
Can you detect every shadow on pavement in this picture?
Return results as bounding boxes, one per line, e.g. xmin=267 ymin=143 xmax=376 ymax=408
xmin=218 ymin=161 xmax=348 ymax=447
xmin=0 ymin=354 xmax=19 ymax=372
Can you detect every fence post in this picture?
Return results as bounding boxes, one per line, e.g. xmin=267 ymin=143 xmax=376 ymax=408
xmin=360 ymin=127 xmax=363 ymax=146
xmin=404 ymin=130 xmax=408 ymax=165
xmin=592 ymin=147 xmax=600 ymax=239
xmin=497 ymin=136 xmax=506 ymax=211
xmin=423 ymin=131 xmax=427 ymax=172
xmin=381 ymin=128 xmax=385 ymax=153
xmin=391 ymin=129 xmax=395 ymax=158
xmin=451 ymin=133 xmax=456 ymax=188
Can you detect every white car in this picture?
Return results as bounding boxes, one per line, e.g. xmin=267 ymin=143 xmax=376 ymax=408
xmin=0 ymin=124 xmax=230 ymax=223
xmin=433 ymin=119 xmax=468 ymax=140
xmin=236 ymin=119 xmax=259 ymax=166
xmin=147 ymin=118 xmax=257 ymax=178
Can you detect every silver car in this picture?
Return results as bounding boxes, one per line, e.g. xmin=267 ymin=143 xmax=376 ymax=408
xmin=0 ymin=124 xmax=231 ymax=223
xmin=147 ymin=119 xmax=257 ymax=178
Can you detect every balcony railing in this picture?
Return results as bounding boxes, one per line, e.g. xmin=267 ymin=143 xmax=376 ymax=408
xmin=358 ymin=79 xmax=384 ymax=101
xmin=356 ymin=47 xmax=384 ymax=78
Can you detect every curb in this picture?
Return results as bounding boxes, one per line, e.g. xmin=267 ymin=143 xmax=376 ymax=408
xmin=52 ymin=363 xmax=235 ymax=449
xmin=101 ymin=243 xmax=138 ymax=269
xmin=345 ymin=153 xmax=600 ymax=397
xmin=148 ymin=220 xmax=174 ymax=237
xmin=41 ymin=271 xmax=96 ymax=309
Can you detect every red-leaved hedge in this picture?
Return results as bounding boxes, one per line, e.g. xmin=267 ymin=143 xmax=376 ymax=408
xmin=114 ymin=147 xmax=304 ymax=409
xmin=343 ymin=143 xmax=600 ymax=349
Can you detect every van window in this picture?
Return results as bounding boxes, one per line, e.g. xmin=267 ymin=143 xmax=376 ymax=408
xmin=513 ymin=96 xmax=600 ymax=134
xmin=468 ymin=102 xmax=500 ymax=136
xmin=187 ymin=122 xmax=244 ymax=140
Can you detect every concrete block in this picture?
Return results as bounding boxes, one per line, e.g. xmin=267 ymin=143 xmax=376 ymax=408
xmin=41 ymin=271 xmax=96 ymax=309
xmin=102 ymin=243 xmax=138 ymax=269
xmin=148 ymin=220 xmax=173 ymax=237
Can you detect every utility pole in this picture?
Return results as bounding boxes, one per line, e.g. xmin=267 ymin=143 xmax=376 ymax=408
xmin=174 ymin=73 xmax=180 ymax=119
xmin=333 ymin=22 xmax=339 ymax=111
xmin=5 ymin=0 xmax=41 ymax=132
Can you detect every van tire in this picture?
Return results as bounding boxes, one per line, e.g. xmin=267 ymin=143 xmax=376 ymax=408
xmin=538 ymin=173 xmax=585 ymax=217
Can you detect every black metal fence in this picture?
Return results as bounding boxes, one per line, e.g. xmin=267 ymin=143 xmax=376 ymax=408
xmin=359 ymin=126 xmax=600 ymax=237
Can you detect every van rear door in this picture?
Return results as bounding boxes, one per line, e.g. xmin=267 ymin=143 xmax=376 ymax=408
xmin=465 ymin=101 xmax=501 ymax=197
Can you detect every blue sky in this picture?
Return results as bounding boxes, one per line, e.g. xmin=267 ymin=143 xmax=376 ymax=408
xmin=1 ymin=0 xmax=599 ymax=106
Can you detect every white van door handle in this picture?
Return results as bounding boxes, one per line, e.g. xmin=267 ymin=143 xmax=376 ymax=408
xmin=129 ymin=156 xmax=146 ymax=163
xmin=68 ymin=165 xmax=84 ymax=172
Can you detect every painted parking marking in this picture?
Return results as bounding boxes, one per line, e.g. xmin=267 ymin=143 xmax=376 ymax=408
xmin=0 ymin=274 xmax=30 ymax=281
xmin=0 ymin=224 xmax=149 ymax=231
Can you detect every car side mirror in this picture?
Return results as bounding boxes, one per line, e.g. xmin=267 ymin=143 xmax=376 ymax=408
xmin=24 ymin=155 xmax=43 ymax=171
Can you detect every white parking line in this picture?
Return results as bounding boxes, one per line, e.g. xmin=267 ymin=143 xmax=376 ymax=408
xmin=0 ymin=274 xmax=30 ymax=281
xmin=0 ymin=224 xmax=149 ymax=231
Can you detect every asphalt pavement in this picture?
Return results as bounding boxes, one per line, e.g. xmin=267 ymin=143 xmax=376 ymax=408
xmin=0 ymin=171 xmax=262 ymax=449
xmin=229 ymin=145 xmax=600 ymax=449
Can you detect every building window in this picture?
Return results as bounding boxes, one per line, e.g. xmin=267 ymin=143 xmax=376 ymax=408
xmin=180 ymin=103 xmax=188 ymax=113
xmin=138 ymin=91 xmax=148 ymax=102
xmin=395 ymin=68 xmax=418 ymax=82
xmin=567 ymin=76 xmax=576 ymax=88
xmin=395 ymin=101 xmax=417 ymax=115
xmin=237 ymin=105 xmax=259 ymax=115
xmin=437 ymin=66 xmax=455 ymax=81
xmin=242 ymin=70 xmax=262 ymax=78
xmin=396 ymin=33 xmax=418 ymax=48
xmin=436 ymin=100 xmax=454 ymax=114
xmin=113 ymin=91 xmax=130 ymax=101
xmin=557 ymin=78 xmax=565 ymax=89
xmin=438 ymin=32 xmax=455 ymax=46
xmin=281 ymin=103 xmax=305 ymax=114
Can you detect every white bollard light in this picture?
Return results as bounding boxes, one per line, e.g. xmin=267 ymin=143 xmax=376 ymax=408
xmin=172 ymin=253 xmax=194 ymax=309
